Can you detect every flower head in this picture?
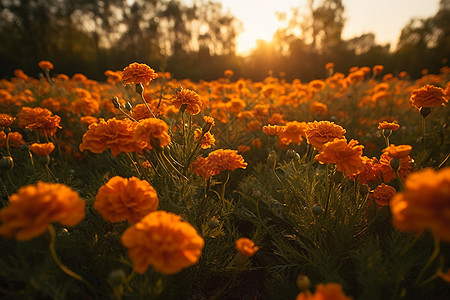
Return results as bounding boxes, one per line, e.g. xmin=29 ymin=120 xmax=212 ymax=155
xmin=121 ymin=211 xmax=204 ymax=274
xmin=278 ymin=121 xmax=307 ymax=147
xmin=38 ymin=61 xmax=54 ymax=70
xmin=95 ymin=176 xmax=158 ymax=223
xmin=378 ymin=121 xmax=399 ymax=131
xmin=17 ymin=107 xmax=61 ymax=136
xmin=236 ymin=237 xmax=259 ymax=257
xmin=305 ymin=121 xmax=346 ymax=151
xmin=315 ymin=139 xmax=365 ymax=177
xmin=79 ymin=118 xmax=146 ymax=157
xmin=390 ymin=167 xmax=450 ymax=242
xmin=29 ymin=142 xmax=55 ymax=156
xmin=382 ymin=144 xmax=412 ymax=159
xmin=0 ymin=182 xmax=85 ymax=241
xmin=172 ymin=88 xmax=203 ymax=115
xmin=134 ymin=118 xmax=171 ymax=150
xmin=206 ymin=149 xmax=247 ymax=175
xmin=371 ymin=183 xmax=396 ymax=207
xmin=122 ymin=63 xmax=158 ymax=86
xmin=410 ymin=85 xmax=447 ymax=109
xmin=262 ymin=124 xmax=286 ymax=136
xmin=194 ymin=128 xmax=215 ymax=149
xmin=0 ymin=113 xmax=15 ymax=127
xmin=296 ymin=283 xmax=352 ymax=300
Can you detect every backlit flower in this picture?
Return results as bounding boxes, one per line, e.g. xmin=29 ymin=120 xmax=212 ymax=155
xmin=194 ymin=128 xmax=215 ymax=149
xmin=190 ymin=156 xmax=214 ymax=179
xmin=278 ymin=121 xmax=306 ymax=147
xmin=122 ymin=62 xmax=158 ymax=86
xmin=378 ymin=121 xmax=399 ymax=131
xmin=390 ymin=167 xmax=450 ymax=242
xmin=121 ymin=210 xmax=204 ymax=274
xmin=410 ymin=85 xmax=447 ymax=109
xmin=376 ymin=153 xmax=411 ymax=183
xmin=315 ymin=139 xmax=365 ymax=177
xmin=79 ymin=118 xmax=146 ymax=157
xmin=0 ymin=131 xmax=24 ymax=148
xmin=131 ymin=103 xmax=160 ymax=121
xmin=236 ymin=237 xmax=259 ymax=257
xmin=95 ymin=176 xmax=158 ymax=223
xmin=296 ymin=283 xmax=352 ymax=300
xmin=262 ymin=124 xmax=286 ymax=136
xmin=17 ymin=107 xmax=61 ymax=136
xmin=310 ymin=102 xmax=327 ymax=116
xmin=29 ymin=142 xmax=55 ymax=156
xmin=305 ymin=121 xmax=346 ymax=151
xmin=172 ymin=88 xmax=202 ymax=115
xmin=371 ymin=183 xmax=396 ymax=207
xmin=38 ymin=60 xmax=54 ymax=70
xmin=382 ymin=144 xmax=412 ymax=159
xmin=206 ymin=149 xmax=247 ymax=175
xmin=0 ymin=182 xmax=85 ymax=241
xmin=134 ymin=118 xmax=171 ymax=149
xmin=0 ymin=113 xmax=15 ymax=127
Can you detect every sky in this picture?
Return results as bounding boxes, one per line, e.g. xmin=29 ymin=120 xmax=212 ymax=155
xmin=219 ymin=0 xmax=441 ymax=55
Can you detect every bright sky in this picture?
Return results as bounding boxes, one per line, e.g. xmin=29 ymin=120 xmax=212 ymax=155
xmin=220 ymin=0 xmax=441 ymax=54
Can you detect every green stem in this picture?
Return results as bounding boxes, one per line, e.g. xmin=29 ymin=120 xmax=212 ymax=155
xmin=139 ymin=92 xmax=156 ymax=118
xmin=415 ymin=236 xmax=440 ymax=285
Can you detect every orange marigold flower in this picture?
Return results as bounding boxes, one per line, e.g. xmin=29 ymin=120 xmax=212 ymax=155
xmin=305 ymin=121 xmax=346 ymax=151
xmin=38 ymin=60 xmax=54 ymax=70
xmin=80 ymin=116 xmax=99 ymax=126
xmin=376 ymin=153 xmax=411 ymax=183
xmin=236 ymin=237 xmax=259 ymax=257
xmin=371 ymin=183 xmax=396 ymax=207
xmin=378 ymin=121 xmax=399 ymax=131
xmin=0 ymin=131 xmax=24 ymax=148
xmin=29 ymin=142 xmax=55 ymax=156
xmin=310 ymin=102 xmax=327 ymax=116
xmin=296 ymin=283 xmax=352 ymax=300
xmin=0 ymin=113 xmax=15 ymax=127
xmin=190 ymin=156 xmax=214 ymax=179
xmin=0 ymin=182 xmax=85 ymax=241
xmin=309 ymin=80 xmax=326 ymax=91
xmin=315 ymin=138 xmax=365 ymax=177
xmin=72 ymin=96 xmax=100 ymax=116
xmin=134 ymin=118 xmax=171 ymax=149
xmin=410 ymin=85 xmax=448 ymax=109
xmin=207 ymin=149 xmax=248 ymax=175
xmin=131 ymin=103 xmax=160 ymax=121
xmin=353 ymin=156 xmax=379 ymax=185
xmin=237 ymin=145 xmax=251 ymax=153
xmin=172 ymin=88 xmax=203 ymax=115
xmin=95 ymin=176 xmax=158 ymax=223
xmin=121 ymin=210 xmax=204 ymax=274
xmin=382 ymin=144 xmax=412 ymax=159
xmin=79 ymin=118 xmax=146 ymax=157
xmin=373 ymin=65 xmax=384 ymax=74
xmin=17 ymin=107 xmax=61 ymax=136
xmin=224 ymin=69 xmax=234 ymax=77
xmin=262 ymin=124 xmax=286 ymax=136
xmin=325 ymin=62 xmax=335 ymax=70
xmin=122 ymin=62 xmax=158 ymax=86
xmin=390 ymin=167 xmax=450 ymax=242
xmin=226 ymin=98 xmax=246 ymax=114
xmin=194 ymin=128 xmax=215 ymax=149
xmin=278 ymin=121 xmax=306 ymax=147
xmin=104 ymin=70 xmax=122 ymax=84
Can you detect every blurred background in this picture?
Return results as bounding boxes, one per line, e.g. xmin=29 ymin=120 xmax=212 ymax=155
xmin=0 ymin=0 xmax=448 ymax=81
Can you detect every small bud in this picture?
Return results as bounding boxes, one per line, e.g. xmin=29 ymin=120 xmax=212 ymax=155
xmin=286 ymin=149 xmax=297 ymax=160
xmin=125 ymin=102 xmax=133 ymax=112
xmin=108 ymin=269 xmax=125 ymax=287
xmin=312 ymin=203 xmax=324 ymax=216
xmin=0 ymin=156 xmax=14 ymax=170
xmin=176 ymin=86 xmax=183 ymax=93
xmin=419 ymin=107 xmax=432 ymax=119
xmin=252 ymin=190 xmax=262 ymax=199
xmin=331 ymin=171 xmax=344 ymax=184
xmin=359 ymin=184 xmax=370 ymax=196
xmin=111 ymin=96 xmax=121 ymax=109
xmin=150 ymin=138 xmax=162 ymax=150
xmin=267 ymin=150 xmax=276 ymax=167
xmin=296 ymin=275 xmax=311 ymax=291
xmin=135 ymin=83 xmax=144 ymax=95
xmin=179 ymin=103 xmax=187 ymax=113
xmin=202 ymin=122 xmax=212 ymax=134
xmin=390 ymin=157 xmax=401 ymax=172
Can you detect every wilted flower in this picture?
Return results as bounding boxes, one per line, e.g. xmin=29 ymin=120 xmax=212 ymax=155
xmin=122 ymin=63 xmax=158 ymax=86
xmin=29 ymin=142 xmax=55 ymax=156
xmin=121 ymin=210 xmax=204 ymax=274
xmin=410 ymin=85 xmax=447 ymax=109
xmin=0 ymin=182 xmax=85 ymax=241
xmin=305 ymin=121 xmax=346 ymax=151
xmin=172 ymin=88 xmax=203 ymax=115
xmin=236 ymin=237 xmax=259 ymax=257
xmin=95 ymin=176 xmax=158 ymax=223
xmin=79 ymin=118 xmax=146 ymax=157
xmin=134 ymin=118 xmax=171 ymax=150
xmin=390 ymin=167 xmax=450 ymax=242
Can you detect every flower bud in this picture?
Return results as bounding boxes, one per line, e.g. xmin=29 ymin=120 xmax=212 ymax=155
xmin=286 ymin=149 xmax=297 ymax=160
xmin=111 ymin=96 xmax=121 ymax=109
xmin=312 ymin=203 xmax=324 ymax=216
xmin=135 ymin=83 xmax=144 ymax=95
xmin=108 ymin=269 xmax=125 ymax=287
xmin=296 ymin=275 xmax=311 ymax=291
xmin=267 ymin=150 xmax=276 ymax=167
xmin=419 ymin=107 xmax=432 ymax=119
xmin=331 ymin=171 xmax=344 ymax=184
xmin=202 ymin=122 xmax=212 ymax=134
xmin=359 ymin=184 xmax=370 ymax=196
xmin=125 ymin=101 xmax=133 ymax=112
xmin=390 ymin=157 xmax=401 ymax=172
xmin=179 ymin=103 xmax=187 ymax=113
xmin=252 ymin=190 xmax=262 ymax=199
xmin=0 ymin=156 xmax=14 ymax=170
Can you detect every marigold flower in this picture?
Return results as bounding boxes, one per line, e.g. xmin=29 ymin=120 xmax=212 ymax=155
xmin=194 ymin=128 xmax=215 ymax=149
xmin=206 ymin=149 xmax=247 ymax=175
xmin=104 ymin=70 xmax=122 ymax=84
xmin=80 ymin=116 xmax=99 ymax=126
xmin=278 ymin=121 xmax=306 ymax=147
xmin=226 ymin=98 xmax=246 ymax=114
xmin=315 ymin=139 xmax=365 ymax=177
xmin=378 ymin=121 xmax=399 ymax=131
xmin=237 ymin=145 xmax=251 ymax=153
xmin=353 ymin=156 xmax=379 ymax=185
xmin=310 ymin=102 xmax=327 ymax=116
xmin=0 ymin=182 xmax=85 ymax=241
xmin=72 ymin=96 xmax=100 ymax=116
xmin=0 ymin=113 xmax=15 ymax=127
xmin=224 ymin=69 xmax=234 ymax=77
xmin=410 ymin=85 xmax=448 ymax=109
xmin=122 ymin=62 xmax=158 ymax=86
xmin=262 ymin=124 xmax=286 ymax=136
xmin=376 ymin=153 xmax=411 ymax=183
xmin=236 ymin=237 xmax=259 ymax=257
xmin=390 ymin=167 xmax=450 ymax=242
xmin=371 ymin=183 xmax=396 ymax=207
xmin=325 ymin=62 xmax=335 ymax=70
xmin=134 ymin=118 xmax=171 ymax=150
xmin=373 ymin=65 xmax=384 ymax=74
xmin=382 ymin=145 xmax=412 ymax=159
xmin=309 ymin=80 xmax=326 ymax=91
xmin=29 ymin=142 xmax=55 ymax=156
xmin=38 ymin=60 xmax=54 ymax=70
xmin=131 ymin=103 xmax=160 ymax=121
xmin=121 ymin=210 xmax=204 ymax=274
xmin=0 ymin=131 xmax=24 ymax=148
xmin=172 ymin=88 xmax=202 ymax=115
xmin=190 ymin=156 xmax=214 ymax=179
xmin=79 ymin=118 xmax=146 ymax=157
xmin=305 ymin=121 xmax=346 ymax=151
xmin=17 ymin=107 xmax=61 ymax=136
xmin=95 ymin=176 xmax=158 ymax=223
xmin=296 ymin=283 xmax=352 ymax=300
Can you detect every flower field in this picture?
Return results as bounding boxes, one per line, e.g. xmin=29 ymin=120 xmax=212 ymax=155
xmin=0 ymin=62 xmax=449 ymax=299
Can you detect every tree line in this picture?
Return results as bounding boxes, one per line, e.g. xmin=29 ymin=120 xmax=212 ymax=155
xmin=0 ymin=0 xmax=448 ymax=81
